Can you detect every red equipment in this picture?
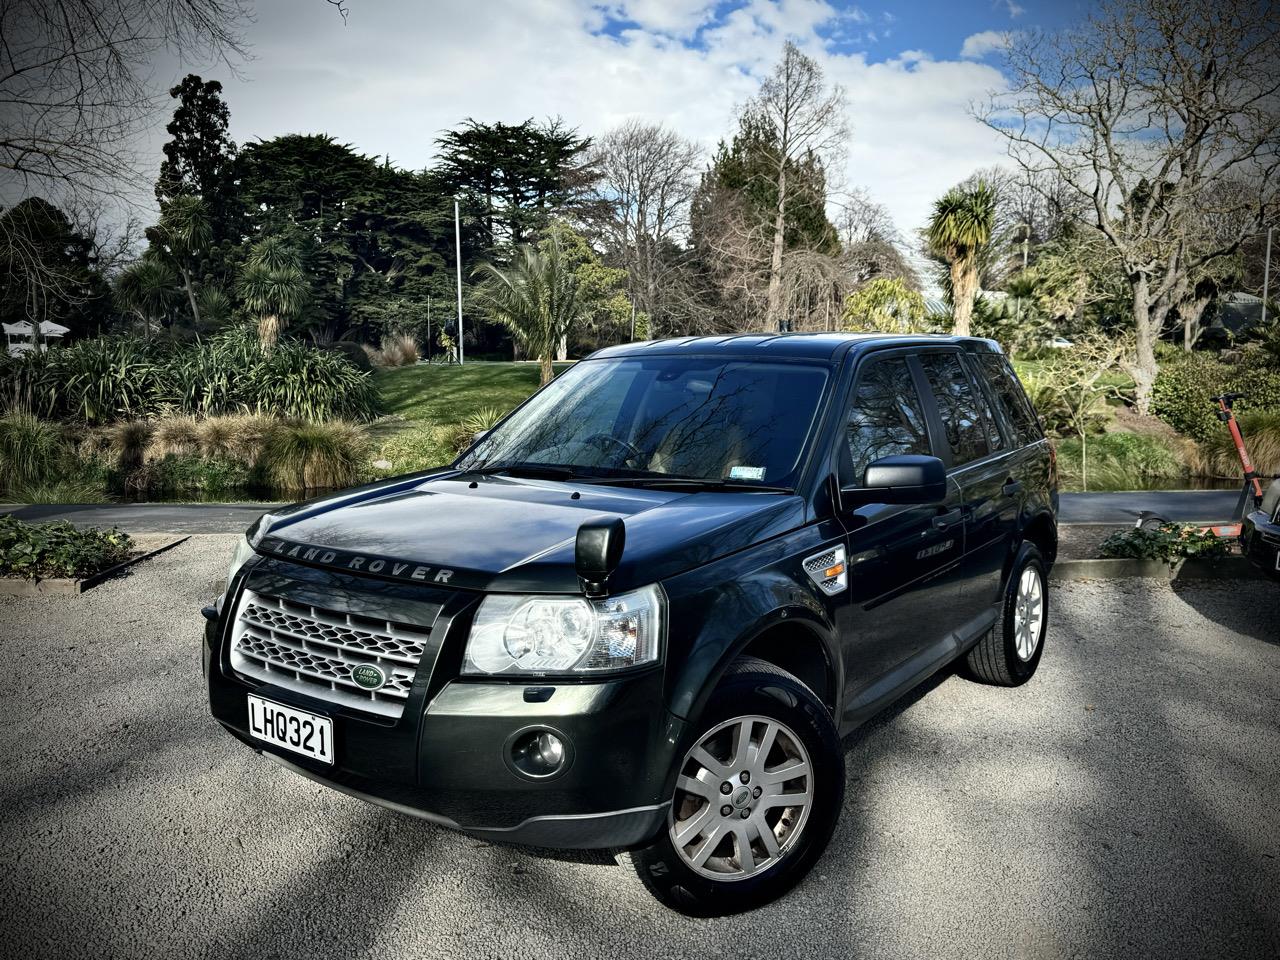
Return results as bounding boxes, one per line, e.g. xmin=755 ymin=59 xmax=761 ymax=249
xmin=1135 ymin=393 xmax=1267 ymax=536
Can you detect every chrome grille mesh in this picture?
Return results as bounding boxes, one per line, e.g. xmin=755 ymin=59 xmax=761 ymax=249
xmin=230 ymin=591 xmax=432 ymax=718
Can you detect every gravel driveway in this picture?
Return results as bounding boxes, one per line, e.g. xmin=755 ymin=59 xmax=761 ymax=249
xmin=2 ymin=536 xmax=1277 ymax=960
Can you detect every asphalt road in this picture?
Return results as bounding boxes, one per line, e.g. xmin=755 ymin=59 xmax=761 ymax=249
xmin=0 ymin=489 xmax=1248 ymax=533
xmin=1 ymin=536 xmax=1278 ymax=960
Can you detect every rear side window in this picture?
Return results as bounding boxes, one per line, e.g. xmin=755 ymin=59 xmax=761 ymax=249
xmin=844 ymin=357 xmax=931 ymax=485
xmin=918 ymin=352 xmax=997 ymax=466
xmin=976 ymin=353 xmax=1044 ymax=445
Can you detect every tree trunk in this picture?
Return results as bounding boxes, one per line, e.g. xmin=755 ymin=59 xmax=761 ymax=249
xmin=766 ymin=167 xmax=787 ymax=332
xmin=259 ymin=314 xmax=280 ymax=352
xmin=539 ymin=353 xmax=553 ymax=385
xmin=1180 ymin=294 xmax=1212 ymax=352
xmin=951 ymin=260 xmax=975 ymax=337
xmin=1128 ymin=277 xmax=1159 ymax=416
xmin=180 ymin=268 xmax=201 ymax=331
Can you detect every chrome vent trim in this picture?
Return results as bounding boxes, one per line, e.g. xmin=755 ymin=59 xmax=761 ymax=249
xmin=802 ymin=544 xmax=848 ymax=596
xmin=230 ymin=590 xmax=432 ymax=719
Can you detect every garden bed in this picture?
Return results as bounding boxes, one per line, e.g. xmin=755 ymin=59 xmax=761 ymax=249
xmin=0 ymin=533 xmax=189 ymax=596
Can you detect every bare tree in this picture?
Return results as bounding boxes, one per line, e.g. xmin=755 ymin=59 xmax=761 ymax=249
xmin=588 ymin=120 xmax=702 ymax=336
xmin=744 ymin=42 xmax=848 ymax=331
xmin=0 ymin=0 xmax=249 ymax=203
xmin=980 ymin=0 xmax=1280 ymax=412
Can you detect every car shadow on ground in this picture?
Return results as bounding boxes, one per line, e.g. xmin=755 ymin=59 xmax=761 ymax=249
xmin=1170 ymin=577 xmax=1280 ymax=646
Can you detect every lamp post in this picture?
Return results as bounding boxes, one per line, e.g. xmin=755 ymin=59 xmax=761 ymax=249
xmin=1263 ymin=226 xmax=1274 ymax=328
xmin=454 ymin=199 xmax=465 ymax=365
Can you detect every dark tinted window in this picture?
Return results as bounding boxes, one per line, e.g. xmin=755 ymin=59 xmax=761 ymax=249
xmin=919 ymin=352 xmax=995 ymax=466
xmin=845 ymin=357 xmax=931 ymax=484
xmin=977 ymin=353 xmax=1044 ymax=444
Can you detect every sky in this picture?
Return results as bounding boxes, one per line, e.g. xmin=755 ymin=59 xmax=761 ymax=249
xmin=156 ymin=0 xmax=1095 ymax=239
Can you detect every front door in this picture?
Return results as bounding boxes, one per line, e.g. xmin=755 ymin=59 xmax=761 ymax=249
xmin=832 ymin=352 xmax=966 ymax=724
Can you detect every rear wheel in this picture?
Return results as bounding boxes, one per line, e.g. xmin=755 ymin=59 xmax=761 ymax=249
xmin=628 ymin=658 xmax=843 ymax=916
xmin=964 ymin=542 xmax=1048 ymax=686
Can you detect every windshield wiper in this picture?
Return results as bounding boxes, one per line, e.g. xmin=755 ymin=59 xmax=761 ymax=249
xmin=461 ymin=463 xmax=584 ymax=481
xmin=584 ymin=476 xmax=793 ymax=493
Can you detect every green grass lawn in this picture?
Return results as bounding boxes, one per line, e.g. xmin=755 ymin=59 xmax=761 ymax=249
xmin=376 ymin=361 xmax=573 ymax=426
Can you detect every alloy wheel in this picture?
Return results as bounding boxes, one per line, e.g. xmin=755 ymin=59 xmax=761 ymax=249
xmin=1013 ymin=566 xmax=1044 ymax=661
xmin=668 ymin=715 xmax=813 ymax=881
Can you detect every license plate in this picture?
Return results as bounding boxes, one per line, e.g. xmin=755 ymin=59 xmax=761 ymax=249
xmin=247 ymin=695 xmax=333 ymax=764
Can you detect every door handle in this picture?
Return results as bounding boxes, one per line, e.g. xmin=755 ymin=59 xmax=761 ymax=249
xmin=1001 ymin=478 xmax=1023 ymax=497
xmin=932 ymin=508 xmax=964 ymax=531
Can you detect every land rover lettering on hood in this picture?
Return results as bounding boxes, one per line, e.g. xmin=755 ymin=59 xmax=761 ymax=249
xmin=205 ymin=332 xmax=1058 ymax=916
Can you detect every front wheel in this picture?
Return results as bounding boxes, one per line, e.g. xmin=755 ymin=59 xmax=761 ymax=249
xmin=964 ymin=542 xmax=1048 ymax=686
xmin=627 ymin=657 xmax=844 ymax=916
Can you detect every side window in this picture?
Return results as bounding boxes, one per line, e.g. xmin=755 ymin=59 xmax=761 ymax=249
xmin=918 ymin=352 xmax=996 ymax=466
xmin=845 ymin=357 xmax=931 ymax=485
xmin=978 ymin=354 xmax=1044 ymax=444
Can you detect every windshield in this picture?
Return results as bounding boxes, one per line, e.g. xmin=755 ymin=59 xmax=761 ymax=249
xmin=456 ymin=356 xmax=831 ymax=489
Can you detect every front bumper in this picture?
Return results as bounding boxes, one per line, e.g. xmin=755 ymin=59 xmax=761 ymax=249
xmin=204 ymin=568 xmax=684 ymax=850
xmin=1240 ymin=509 xmax=1280 ymax=583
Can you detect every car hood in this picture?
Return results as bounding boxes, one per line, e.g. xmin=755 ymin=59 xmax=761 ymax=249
xmin=255 ymin=471 xmax=807 ymax=593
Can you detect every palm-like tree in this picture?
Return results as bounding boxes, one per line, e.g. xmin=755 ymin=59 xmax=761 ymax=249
xmin=473 ymin=237 xmax=584 ymax=384
xmin=926 ymin=181 xmax=997 ymax=337
xmin=238 ymin=236 xmax=308 ymax=350
xmin=115 ymin=254 xmax=178 ymax=336
xmin=154 ymin=196 xmax=212 ymax=329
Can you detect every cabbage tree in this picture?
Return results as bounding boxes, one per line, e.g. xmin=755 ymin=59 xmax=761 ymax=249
xmin=926 ymin=181 xmax=997 ymax=337
xmin=238 ymin=236 xmax=307 ymax=350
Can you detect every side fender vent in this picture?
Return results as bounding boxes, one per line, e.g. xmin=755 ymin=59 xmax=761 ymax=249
xmin=803 ymin=545 xmax=848 ymax=596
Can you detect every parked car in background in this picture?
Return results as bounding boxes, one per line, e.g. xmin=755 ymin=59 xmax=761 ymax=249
xmin=204 ymin=332 xmax=1058 ymax=916
xmin=1046 ymin=336 xmax=1075 ymax=349
xmin=1241 ymin=479 xmax=1280 ymax=583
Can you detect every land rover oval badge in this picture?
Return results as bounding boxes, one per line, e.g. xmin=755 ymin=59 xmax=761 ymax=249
xmin=351 ymin=664 xmax=386 ymax=691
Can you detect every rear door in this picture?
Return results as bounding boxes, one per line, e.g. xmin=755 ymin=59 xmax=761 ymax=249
xmin=916 ymin=349 xmax=1020 ymax=632
xmin=832 ymin=351 xmax=966 ymax=719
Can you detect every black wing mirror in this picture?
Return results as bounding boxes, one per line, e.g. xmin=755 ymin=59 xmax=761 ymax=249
xmin=841 ymin=454 xmax=947 ymax=506
xmin=575 ymin=517 xmax=625 ymax=597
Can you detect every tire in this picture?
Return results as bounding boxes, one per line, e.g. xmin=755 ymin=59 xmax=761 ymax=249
xmin=627 ymin=657 xmax=844 ymax=916
xmin=964 ymin=542 xmax=1048 ymax=686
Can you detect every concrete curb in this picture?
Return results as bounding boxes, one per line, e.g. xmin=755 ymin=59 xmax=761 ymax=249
xmin=0 ymin=536 xmax=190 ymax=596
xmin=1050 ymin=556 xmax=1262 ymax=582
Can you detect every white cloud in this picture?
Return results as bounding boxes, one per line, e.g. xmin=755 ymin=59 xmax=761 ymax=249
xmin=136 ymin=0 xmax=1011 ymax=238
xmin=960 ymin=30 xmax=1013 ymax=60
xmin=1000 ymin=0 xmax=1026 ymax=17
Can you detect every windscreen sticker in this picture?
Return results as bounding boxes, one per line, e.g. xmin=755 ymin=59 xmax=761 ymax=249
xmin=729 ymin=465 xmax=766 ymax=481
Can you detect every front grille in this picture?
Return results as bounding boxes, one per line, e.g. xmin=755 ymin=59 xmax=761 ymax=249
xmin=230 ymin=591 xmax=433 ymax=719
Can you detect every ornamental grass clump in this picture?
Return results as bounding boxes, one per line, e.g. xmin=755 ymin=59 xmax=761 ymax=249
xmin=0 ymin=411 xmax=66 ymax=488
xmin=260 ymin=420 xmax=369 ymax=491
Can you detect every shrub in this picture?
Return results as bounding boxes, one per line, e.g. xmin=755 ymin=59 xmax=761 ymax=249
xmin=1099 ymin=523 xmax=1230 ymax=562
xmin=374 ymin=423 xmax=456 ymax=475
xmin=0 ymin=331 xmax=380 ymax=425
xmin=244 ymin=343 xmax=381 ymax=422
xmin=1193 ymin=410 xmax=1280 ymax=478
xmin=260 ymin=420 xmax=369 ymax=491
xmin=1054 ymin=432 xmax=1190 ymax=490
xmin=449 ymin=406 xmax=509 ymax=454
xmin=0 ymin=516 xmax=133 ymax=579
xmin=1151 ymin=353 xmax=1280 ymax=441
xmin=6 ymin=477 xmax=111 ymax=504
xmin=128 ymin=454 xmax=255 ymax=497
xmin=0 ymin=411 xmax=67 ymax=487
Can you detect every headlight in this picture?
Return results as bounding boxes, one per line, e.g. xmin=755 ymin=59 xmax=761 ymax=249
xmin=463 ymin=584 xmax=664 ymax=676
xmin=225 ymin=535 xmax=256 ymax=595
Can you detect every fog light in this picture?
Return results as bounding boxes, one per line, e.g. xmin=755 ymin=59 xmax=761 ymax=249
xmin=507 ymin=727 xmax=572 ymax=779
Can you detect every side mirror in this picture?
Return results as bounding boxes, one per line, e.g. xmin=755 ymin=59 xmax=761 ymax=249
xmin=842 ymin=454 xmax=947 ymax=506
xmin=575 ymin=517 xmax=626 ymax=596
